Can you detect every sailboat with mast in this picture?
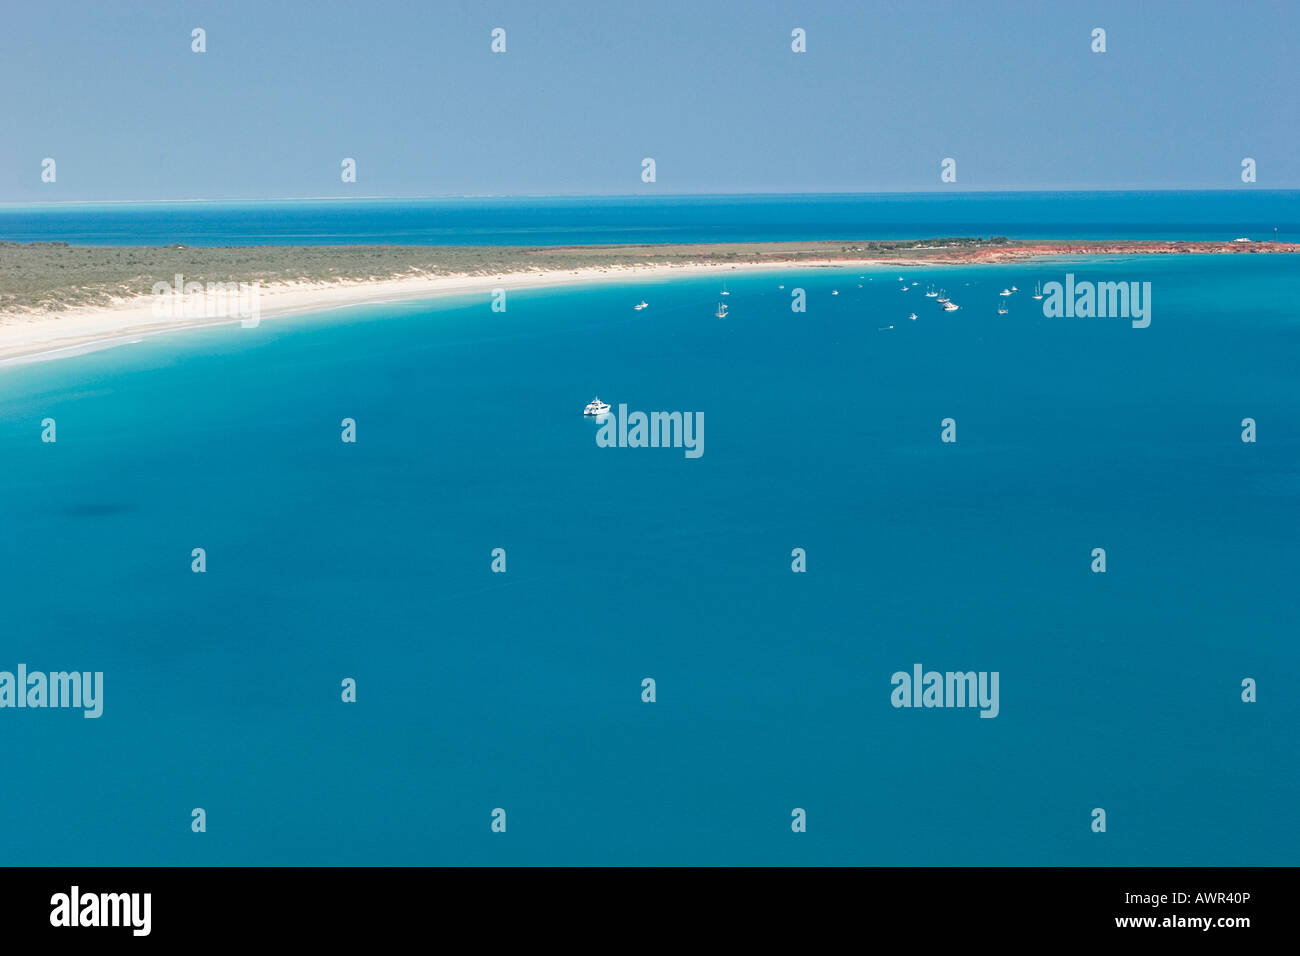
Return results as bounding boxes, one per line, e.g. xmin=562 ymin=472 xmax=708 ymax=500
xmin=715 ymin=300 xmax=729 ymax=318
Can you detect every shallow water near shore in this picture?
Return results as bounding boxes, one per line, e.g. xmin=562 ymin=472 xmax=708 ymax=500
xmin=0 ymin=254 xmax=1296 ymax=865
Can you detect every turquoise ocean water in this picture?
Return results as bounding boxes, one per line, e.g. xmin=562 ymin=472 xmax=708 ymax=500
xmin=0 ymin=201 xmax=1297 ymax=865
xmin=0 ymin=191 xmax=1297 ymax=245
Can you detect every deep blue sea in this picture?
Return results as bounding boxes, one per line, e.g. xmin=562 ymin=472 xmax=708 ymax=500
xmin=0 ymin=200 xmax=1297 ymax=865
xmin=0 ymin=191 xmax=1297 ymax=245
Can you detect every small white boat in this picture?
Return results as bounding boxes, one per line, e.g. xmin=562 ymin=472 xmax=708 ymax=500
xmin=908 ymin=313 xmax=918 ymax=320
xmin=634 ymin=300 xmax=648 ymax=311
xmin=715 ymin=301 xmax=728 ymax=318
xmin=943 ymin=301 xmax=959 ymax=312
xmin=1032 ymin=282 xmax=1043 ymax=300
xmin=1010 ymin=285 xmax=1018 ymax=292
xmin=925 ymin=285 xmax=938 ymax=298
xmin=720 ymin=283 xmax=730 ymax=296
xmin=997 ymin=300 xmax=1009 ymax=315
xmin=832 ymin=290 xmax=839 ymax=295
xmin=999 ymin=288 xmax=1012 ymax=296
xmin=936 ymin=289 xmax=950 ymax=304
xmin=584 ymin=397 xmax=610 ymax=416
xmin=911 ymin=281 xmax=919 ymax=286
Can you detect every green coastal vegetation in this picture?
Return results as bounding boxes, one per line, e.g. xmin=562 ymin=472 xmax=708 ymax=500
xmin=0 ymin=238 xmax=1011 ymax=312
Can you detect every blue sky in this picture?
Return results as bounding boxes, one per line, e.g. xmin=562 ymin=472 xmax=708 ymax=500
xmin=1 ymin=0 xmax=1296 ymax=200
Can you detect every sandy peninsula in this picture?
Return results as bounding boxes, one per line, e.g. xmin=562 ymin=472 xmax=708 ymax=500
xmin=0 ymin=260 xmax=803 ymax=365
xmin=1 ymin=238 xmax=1294 ymax=366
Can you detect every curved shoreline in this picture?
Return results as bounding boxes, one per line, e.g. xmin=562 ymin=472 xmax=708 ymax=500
xmin=2 ymin=242 xmax=1296 ymax=367
xmin=0 ymin=260 xmax=823 ymax=366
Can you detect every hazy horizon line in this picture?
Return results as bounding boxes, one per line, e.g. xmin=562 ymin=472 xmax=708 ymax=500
xmin=1 ymin=187 xmax=1296 ymax=208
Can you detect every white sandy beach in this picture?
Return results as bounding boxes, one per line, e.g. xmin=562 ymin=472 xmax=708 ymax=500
xmin=0 ymin=258 xmax=893 ymax=367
